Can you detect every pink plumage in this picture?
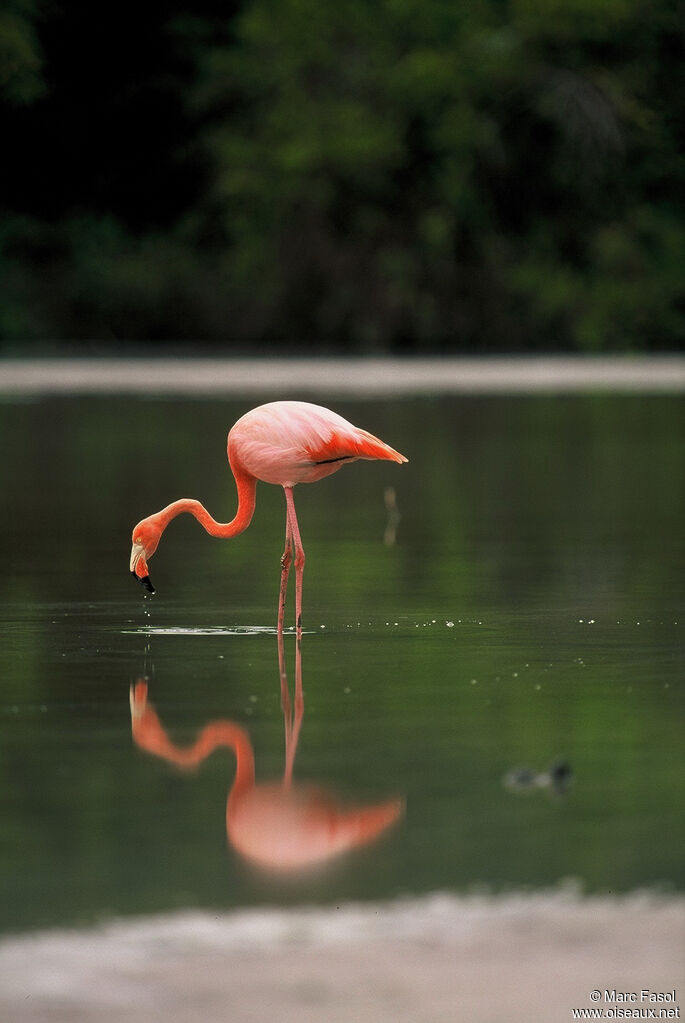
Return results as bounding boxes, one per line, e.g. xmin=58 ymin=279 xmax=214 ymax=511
xmin=130 ymin=400 xmax=408 ymax=630
xmin=228 ymin=400 xmax=407 ymax=486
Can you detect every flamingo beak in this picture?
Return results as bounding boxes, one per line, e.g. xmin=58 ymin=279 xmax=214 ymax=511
xmin=130 ymin=542 xmax=155 ymax=594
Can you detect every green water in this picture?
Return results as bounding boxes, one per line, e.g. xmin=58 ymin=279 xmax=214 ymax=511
xmin=0 ymin=394 xmax=683 ymax=933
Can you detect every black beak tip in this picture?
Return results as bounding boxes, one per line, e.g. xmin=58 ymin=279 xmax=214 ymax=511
xmin=131 ymin=570 xmax=155 ymax=594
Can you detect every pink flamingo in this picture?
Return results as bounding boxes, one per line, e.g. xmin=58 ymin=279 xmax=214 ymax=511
xmin=130 ymin=401 xmax=407 ymax=630
xmin=129 ymin=636 xmax=403 ymax=873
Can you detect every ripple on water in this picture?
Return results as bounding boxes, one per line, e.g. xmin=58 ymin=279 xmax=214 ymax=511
xmin=120 ymin=625 xmax=306 ymax=637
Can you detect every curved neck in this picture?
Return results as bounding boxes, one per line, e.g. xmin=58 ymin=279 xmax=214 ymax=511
xmin=156 ymin=469 xmax=256 ymax=539
xmin=192 ymin=722 xmax=256 ymax=796
xmin=148 ymin=720 xmax=256 ymax=795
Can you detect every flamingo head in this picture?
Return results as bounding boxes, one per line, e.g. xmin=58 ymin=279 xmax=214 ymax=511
xmin=130 ymin=517 xmax=162 ymax=594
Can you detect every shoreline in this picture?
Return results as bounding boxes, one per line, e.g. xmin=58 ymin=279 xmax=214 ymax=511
xmin=2 ymin=354 xmax=685 ymax=396
xmin=1 ymin=889 xmax=683 ymax=1023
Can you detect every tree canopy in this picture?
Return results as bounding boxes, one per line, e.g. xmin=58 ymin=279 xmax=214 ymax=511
xmin=1 ymin=0 xmax=683 ymax=350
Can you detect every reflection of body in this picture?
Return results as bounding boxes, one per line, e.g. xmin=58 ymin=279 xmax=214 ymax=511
xmin=130 ymin=637 xmax=403 ymax=873
xmin=129 ymin=401 xmax=407 ymax=631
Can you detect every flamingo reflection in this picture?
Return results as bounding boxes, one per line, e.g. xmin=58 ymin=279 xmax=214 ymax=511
xmin=130 ymin=636 xmax=403 ymax=874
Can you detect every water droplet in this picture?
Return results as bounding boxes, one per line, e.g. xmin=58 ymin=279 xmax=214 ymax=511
xmin=446 ymin=621 xmax=455 ymax=628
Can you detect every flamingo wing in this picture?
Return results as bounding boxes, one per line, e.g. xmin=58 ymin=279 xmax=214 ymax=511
xmin=229 ymin=401 xmax=407 ymax=486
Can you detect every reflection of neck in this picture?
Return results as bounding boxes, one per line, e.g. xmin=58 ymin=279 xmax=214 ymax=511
xmin=130 ymin=681 xmax=256 ymax=799
xmin=161 ymin=721 xmax=256 ymax=797
xmin=156 ymin=469 xmax=257 ymax=539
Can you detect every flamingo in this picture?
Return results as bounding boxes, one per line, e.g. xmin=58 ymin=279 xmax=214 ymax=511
xmin=129 ymin=635 xmax=403 ymax=873
xmin=130 ymin=400 xmax=407 ymax=630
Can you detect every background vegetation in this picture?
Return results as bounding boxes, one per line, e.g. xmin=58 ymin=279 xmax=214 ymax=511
xmin=1 ymin=0 xmax=683 ymax=350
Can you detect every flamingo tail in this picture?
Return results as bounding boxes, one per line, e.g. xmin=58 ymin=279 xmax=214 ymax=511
xmin=353 ymin=429 xmax=408 ymax=464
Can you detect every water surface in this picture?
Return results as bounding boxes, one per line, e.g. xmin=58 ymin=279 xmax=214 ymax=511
xmin=1 ymin=394 xmax=683 ymax=933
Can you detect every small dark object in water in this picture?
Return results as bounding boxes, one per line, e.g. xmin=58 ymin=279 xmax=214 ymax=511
xmin=548 ymin=760 xmax=572 ymax=791
xmin=504 ymin=767 xmax=537 ymax=789
xmin=503 ymin=760 xmax=572 ymax=796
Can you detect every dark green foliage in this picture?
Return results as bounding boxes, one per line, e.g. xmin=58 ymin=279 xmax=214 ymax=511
xmin=1 ymin=0 xmax=683 ymax=348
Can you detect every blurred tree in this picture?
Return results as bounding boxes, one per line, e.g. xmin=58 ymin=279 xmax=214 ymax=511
xmin=0 ymin=0 xmax=44 ymax=104
xmin=0 ymin=0 xmax=682 ymax=349
xmin=183 ymin=0 xmax=684 ymax=350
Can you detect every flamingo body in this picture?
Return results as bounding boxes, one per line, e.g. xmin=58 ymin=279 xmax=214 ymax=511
xmin=227 ymin=782 xmax=402 ymax=873
xmin=130 ymin=400 xmax=407 ymax=630
xmin=228 ymin=400 xmax=406 ymax=486
xmin=130 ymin=673 xmax=402 ymax=875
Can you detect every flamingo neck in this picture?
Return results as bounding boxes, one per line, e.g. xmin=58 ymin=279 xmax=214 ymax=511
xmin=193 ymin=722 xmax=256 ymax=795
xmin=157 ymin=720 xmax=256 ymax=795
xmin=155 ymin=469 xmax=257 ymax=539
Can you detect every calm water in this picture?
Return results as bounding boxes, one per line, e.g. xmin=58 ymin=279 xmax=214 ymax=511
xmin=0 ymin=394 xmax=683 ymax=934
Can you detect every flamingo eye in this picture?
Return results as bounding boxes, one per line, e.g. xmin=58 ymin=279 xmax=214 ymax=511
xmin=135 ymin=536 xmax=143 ymax=545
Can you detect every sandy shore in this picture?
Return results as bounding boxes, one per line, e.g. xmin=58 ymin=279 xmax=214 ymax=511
xmin=1 ymin=355 xmax=685 ymax=395
xmin=1 ymin=891 xmax=683 ymax=1023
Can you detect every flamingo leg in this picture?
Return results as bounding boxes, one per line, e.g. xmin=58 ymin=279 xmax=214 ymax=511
xmin=278 ymin=506 xmax=293 ymax=634
xmin=283 ymin=486 xmax=305 ymax=633
xmin=278 ymin=631 xmax=304 ymax=789
xmin=293 ymin=631 xmax=304 ymax=753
